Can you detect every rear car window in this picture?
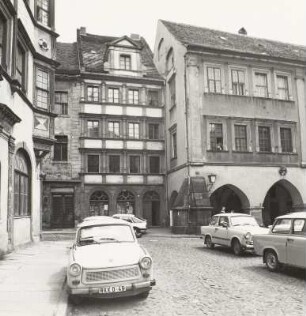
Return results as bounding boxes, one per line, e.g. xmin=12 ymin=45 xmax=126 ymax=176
xmin=292 ymin=219 xmax=306 ymax=236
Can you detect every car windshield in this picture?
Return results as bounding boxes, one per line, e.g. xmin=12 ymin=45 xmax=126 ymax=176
xmin=78 ymin=225 xmax=134 ymax=245
xmin=132 ymin=217 xmax=145 ymax=223
xmin=231 ymin=216 xmax=259 ymax=227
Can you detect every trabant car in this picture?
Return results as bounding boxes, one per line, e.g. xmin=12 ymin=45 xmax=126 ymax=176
xmin=67 ymin=216 xmax=155 ymax=303
xmin=253 ymin=212 xmax=306 ymax=271
xmin=112 ymin=214 xmax=147 ymax=238
xmin=200 ymin=213 xmax=268 ymax=255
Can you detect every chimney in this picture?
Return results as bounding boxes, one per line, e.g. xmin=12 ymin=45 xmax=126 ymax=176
xmin=79 ymin=27 xmax=86 ymax=36
xmin=238 ymin=27 xmax=247 ymax=35
xmin=130 ymin=33 xmax=140 ymax=40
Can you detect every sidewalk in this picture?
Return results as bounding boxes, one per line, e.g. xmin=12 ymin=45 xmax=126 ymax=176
xmin=0 ymin=241 xmax=71 ymax=316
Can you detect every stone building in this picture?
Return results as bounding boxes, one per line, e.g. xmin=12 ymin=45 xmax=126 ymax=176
xmin=0 ymin=0 xmax=57 ymax=252
xmin=42 ymin=28 xmax=166 ymax=228
xmin=153 ymin=20 xmax=306 ymax=233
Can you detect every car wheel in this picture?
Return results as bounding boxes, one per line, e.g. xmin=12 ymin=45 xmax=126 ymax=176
xmin=264 ymin=250 xmax=280 ymax=272
xmin=134 ymin=228 xmax=142 ymax=238
xmin=232 ymin=239 xmax=242 ymax=256
xmin=205 ymin=235 xmax=214 ymax=249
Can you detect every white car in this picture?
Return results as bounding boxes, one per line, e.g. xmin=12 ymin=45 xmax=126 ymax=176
xmin=253 ymin=212 xmax=306 ymax=271
xmin=67 ymin=216 xmax=155 ymax=303
xmin=112 ymin=214 xmax=147 ymax=238
xmin=200 ymin=213 xmax=269 ymax=255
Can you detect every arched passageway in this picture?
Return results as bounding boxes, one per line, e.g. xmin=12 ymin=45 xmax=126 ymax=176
xmin=89 ymin=191 xmax=109 ymax=216
xmin=143 ymin=191 xmax=160 ymax=226
xmin=210 ymin=184 xmax=250 ymax=214
xmin=263 ymin=180 xmax=304 ymax=226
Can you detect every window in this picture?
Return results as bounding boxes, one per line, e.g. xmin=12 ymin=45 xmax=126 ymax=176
xmin=36 ymin=68 xmax=49 ymax=109
xmin=128 ymin=123 xmax=139 ymax=139
xmin=87 ymin=85 xmax=99 ymax=102
xmin=129 ymin=156 xmax=140 ymax=174
xmin=280 ymin=128 xmax=293 ymax=153
xmin=149 ymin=156 xmax=160 ymax=174
xmin=53 ymin=136 xmax=68 ymax=161
xmin=108 ymin=121 xmax=120 ymax=138
xmin=37 ymin=0 xmax=49 ymax=26
xmin=277 ymin=75 xmax=289 ymax=100
xmin=0 ymin=13 xmax=7 ymax=67
xmin=120 ymin=55 xmax=131 ymax=70
xmin=148 ymin=90 xmax=159 ymax=106
xmin=108 ymin=88 xmax=119 ymax=103
xmin=128 ymin=90 xmax=139 ymax=104
xmin=166 ymin=48 xmax=174 ymax=71
xmin=234 ymin=125 xmax=247 ymax=151
xmin=231 ymin=69 xmax=245 ymax=95
xmin=14 ymin=151 xmax=30 ymax=217
xmin=169 ymin=76 xmax=176 ymax=108
xmin=293 ymin=219 xmax=306 ymax=235
xmin=55 ymin=91 xmax=68 ymax=115
xmin=157 ymin=38 xmax=164 ymax=60
xmin=87 ymin=120 xmax=99 ymax=138
xmin=272 ymin=219 xmax=291 ymax=234
xmin=170 ymin=131 xmax=177 ymax=159
xmin=148 ymin=124 xmax=159 ymax=140
xmin=87 ymin=155 xmax=99 ymax=173
xmin=258 ymin=126 xmax=271 ymax=152
xmin=209 ymin=123 xmax=223 ymax=151
xmin=255 ymin=73 xmax=268 ymax=97
xmin=109 ymin=155 xmax=120 ymax=173
xmin=207 ymin=67 xmax=221 ymax=93
xmin=16 ymin=43 xmax=26 ymax=89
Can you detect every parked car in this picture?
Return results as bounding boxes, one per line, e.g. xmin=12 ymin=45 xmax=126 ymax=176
xmin=67 ymin=216 xmax=155 ymax=303
xmin=253 ymin=212 xmax=306 ymax=272
xmin=200 ymin=213 xmax=269 ymax=255
xmin=112 ymin=214 xmax=147 ymax=238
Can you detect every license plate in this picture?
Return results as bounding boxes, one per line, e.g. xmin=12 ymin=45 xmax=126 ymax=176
xmin=99 ymin=285 xmax=127 ymax=294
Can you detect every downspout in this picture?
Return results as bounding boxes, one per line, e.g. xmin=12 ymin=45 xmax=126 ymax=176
xmin=184 ymin=52 xmax=191 ymax=232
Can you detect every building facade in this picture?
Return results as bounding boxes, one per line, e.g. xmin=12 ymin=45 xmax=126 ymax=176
xmin=0 ymin=0 xmax=57 ymax=253
xmin=42 ymin=28 xmax=166 ymax=228
xmin=154 ymin=20 xmax=306 ymax=233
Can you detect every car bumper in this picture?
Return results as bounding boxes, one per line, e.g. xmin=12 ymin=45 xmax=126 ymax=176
xmin=67 ymin=279 xmax=156 ymax=298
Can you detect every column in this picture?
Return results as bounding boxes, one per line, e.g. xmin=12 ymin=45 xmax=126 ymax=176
xmin=7 ymin=136 xmax=15 ymax=251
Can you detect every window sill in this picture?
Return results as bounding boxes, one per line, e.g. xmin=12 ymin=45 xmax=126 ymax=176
xmin=52 ymin=161 xmax=69 ymax=164
xmin=207 ymin=150 xmax=229 ymax=153
xmin=232 ymin=150 xmax=253 ymax=154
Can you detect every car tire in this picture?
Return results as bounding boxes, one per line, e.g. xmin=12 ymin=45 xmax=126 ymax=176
xmin=134 ymin=228 xmax=142 ymax=238
xmin=205 ymin=235 xmax=215 ymax=249
xmin=232 ymin=239 xmax=242 ymax=256
xmin=264 ymin=250 xmax=280 ymax=272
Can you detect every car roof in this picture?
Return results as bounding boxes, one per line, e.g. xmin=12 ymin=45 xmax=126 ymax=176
xmin=276 ymin=211 xmax=306 ymax=220
xmin=113 ymin=214 xmax=135 ymax=217
xmin=213 ymin=213 xmax=252 ymax=217
xmin=78 ymin=216 xmax=131 ymax=228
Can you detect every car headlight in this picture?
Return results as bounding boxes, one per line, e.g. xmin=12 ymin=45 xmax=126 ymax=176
xmin=69 ymin=263 xmax=82 ymax=276
xmin=244 ymin=232 xmax=252 ymax=240
xmin=139 ymin=257 xmax=152 ymax=270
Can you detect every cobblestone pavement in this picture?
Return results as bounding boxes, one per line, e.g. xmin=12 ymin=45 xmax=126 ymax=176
xmin=68 ymin=236 xmax=306 ymax=316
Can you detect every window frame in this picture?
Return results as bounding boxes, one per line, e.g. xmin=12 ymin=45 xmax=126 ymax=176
xmin=107 ymin=87 xmax=120 ymax=103
xmin=233 ymin=124 xmax=248 ymax=152
xmin=204 ymin=63 xmax=225 ymax=94
xmin=274 ymin=72 xmax=293 ymax=101
xmin=168 ymin=75 xmax=176 ymax=109
xmin=87 ymin=154 xmax=100 ymax=173
xmin=147 ymin=90 xmax=159 ymax=107
xmin=148 ymin=123 xmax=159 ymax=140
xmin=128 ymin=89 xmax=139 ymax=105
xmin=108 ymin=155 xmax=121 ymax=173
xmin=86 ymin=85 xmax=100 ymax=102
xmin=149 ymin=155 xmax=160 ymax=174
xmin=54 ymin=91 xmax=68 ymax=115
xmin=279 ymin=125 xmax=295 ymax=153
xmin=257 ymin=125 xmax=272 ymax=152
xmin=36 ymin=0 xmax=50 ymax=27
xmin=119 ymin=54 xmax=131 ymax=70
xmin=53 ymin=135 xmax=68 ymax=161
xmin=0 ymin=3 xmax=12 ymax=71
xmin=87 ymin=120 xmax=100 ymax=138
xmin=252 ymin=68 xmax=272 ymax=98
xmin=129 ymin=155 xmax=141 ymax=174
xmin=108 ymin=120 xmax=120 ymax=138
xmin=128 ymin=122 xmax=140 ymax=139
xmin=170 ymin=127 xmax=177 ymax=159
xmin=35 ymin=66 xmax=50 ymax=109
xmin=228 ymin=65 xmax=248 ymax=96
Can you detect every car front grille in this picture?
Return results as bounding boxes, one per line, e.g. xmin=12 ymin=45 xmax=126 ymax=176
xmin=83 ymin=265 xmax=140 ymax=284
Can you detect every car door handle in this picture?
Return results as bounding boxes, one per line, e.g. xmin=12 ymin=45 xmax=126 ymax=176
xmin=287 ymin=238 xmax=294 ymax=242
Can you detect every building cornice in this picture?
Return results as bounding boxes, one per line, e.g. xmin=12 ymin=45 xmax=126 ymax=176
xmin=0 ymin=103 xmax=21 ymax=126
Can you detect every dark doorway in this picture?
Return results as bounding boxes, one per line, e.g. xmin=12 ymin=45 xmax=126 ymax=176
xmin=51 ymin=194 xmax=74 ymax=228
xmin=143 ymin=191 xmax=160 ymax=226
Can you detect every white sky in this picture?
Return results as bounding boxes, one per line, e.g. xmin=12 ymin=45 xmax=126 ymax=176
xmin=55 ymin=0 xmax=306 ymax=49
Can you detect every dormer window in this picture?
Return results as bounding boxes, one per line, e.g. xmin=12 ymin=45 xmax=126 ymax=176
xmin=120 ymin=55 xmax=131 ymax=70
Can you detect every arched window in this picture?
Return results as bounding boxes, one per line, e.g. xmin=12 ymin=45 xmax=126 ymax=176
xmin=89 ymin=191 xmax=109 ymax=216
xmin=14 ymin=150 xmax=31 ymax=216
xmin=166 ymin=48 xmax=174 ymax=72
xmin=117 ymin=191 xmax=135 ymax=214
xmin=157 ymin=38 xmax=164 ymax=60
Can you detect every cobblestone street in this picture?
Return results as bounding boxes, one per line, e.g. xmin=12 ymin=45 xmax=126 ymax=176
xmin=68 ymin=234 xmax=306 ymax=316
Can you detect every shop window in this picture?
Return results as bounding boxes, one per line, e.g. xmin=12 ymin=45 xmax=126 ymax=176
xmin=209 ymin=123 xmax=223 ymax=151
xmin=149 ymin=156 xmax=160 ymax=174
xmin=258 ymin=126 xmax=271 ymax=152
xmin=55 ymin=91 xmax=68 ymax=115
xmin=54 ymin=135 xmax=68 ymax=161
xmin=280 ymin=128 xmax=293 ymax=153
xmin=129 ymin=156 xmax=140 ymax=174
xmin=109 ymin=155 xmax=120 ymax=173
xmin=87 ymin=155 xmax=99 ymax=173
xmin=36 ymin=67 xmax=49 ymax=109
xmin=14 ymin=151 xmax=30 ymax=217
